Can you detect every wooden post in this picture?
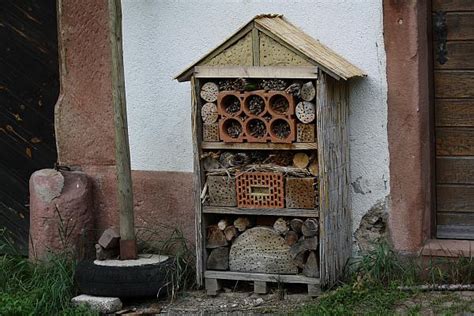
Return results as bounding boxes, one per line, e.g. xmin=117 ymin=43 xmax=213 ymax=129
xmin=108 ymin=0 xmax=137 ymax=260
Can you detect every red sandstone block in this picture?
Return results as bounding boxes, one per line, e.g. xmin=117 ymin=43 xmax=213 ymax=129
xmin=29 ymin=169 xmax=93 ymax=261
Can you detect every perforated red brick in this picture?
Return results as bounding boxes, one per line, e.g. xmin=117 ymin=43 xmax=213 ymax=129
xmin=236 ymin=172 xmax=284 ymax=208
xmin=216 ymin=90 xmax=296 ymax=143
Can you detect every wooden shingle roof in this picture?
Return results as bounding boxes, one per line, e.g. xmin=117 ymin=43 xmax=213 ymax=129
xmin=176 ymin=14 xmax=365 ymax=81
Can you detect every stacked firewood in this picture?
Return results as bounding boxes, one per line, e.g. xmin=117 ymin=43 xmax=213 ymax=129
xmin=206 ymin=217 xmax=252 ymax=270
xmin=286 ymin=218 xmax=320 ymax=277
xmin=206 ymin=217 xmax=319 ymax=277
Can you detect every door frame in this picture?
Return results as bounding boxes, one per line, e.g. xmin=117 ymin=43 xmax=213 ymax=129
xmin=384 ymin=0 xmax=474 ymax=256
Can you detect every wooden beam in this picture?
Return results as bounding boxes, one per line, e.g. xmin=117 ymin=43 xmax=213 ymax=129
xmin=194 ymin=66 xmax=319 ymax=79
xmin=252 ymin=27 xmax=260 ymax=66
xmin=203 ymin=206 xmax=319 ymax=218
xmin=201 ymin=141 xmax=317 ymax=151
xmin=108 ymin=0 xmax=137 ymax=259
xmin=205 ymin=270 xmax=320 ymax=285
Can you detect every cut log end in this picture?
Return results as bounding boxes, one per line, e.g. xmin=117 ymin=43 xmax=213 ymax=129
xmin=207 ymin=247 xmax=229 ymax=270
xmin=223 ymin=225 xmax=238 ymax=241
xmin=302 ymin=218 xmax=319 ymax=237
xmin=207 ymin=225 xmax=228 ymax=248
xmin=234 ymin=217 xmax=251 ymax=232
xmin=273 ymin=217 xmax=289 ymax=235
xmin=290 ymin=219 xmax=304 ymax=234
xmin=293 ymin=153 xmax=310 ymax=169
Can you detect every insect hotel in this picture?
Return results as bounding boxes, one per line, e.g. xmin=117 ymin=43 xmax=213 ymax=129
xmin=176 ymin=14 xmax=365 ymax=296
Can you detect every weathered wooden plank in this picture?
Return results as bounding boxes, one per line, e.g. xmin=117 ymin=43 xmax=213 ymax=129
xmin=446 ymin=13 xmax=474 ymax=40
xmin=436 ymin=157 xmax=474 ymax=184
xmin=192 ymin=77 xmax=206 ymax=286
xmin=435 ymin=99 xmax=474 ymax=127
xmin=203 ymin=206 xmax=319 ymax=218
xmin=194 ymin=66 xmax=319 ymax=79
xmin=434 ymin=71 xmax=474 ymax=98
xmin=205 ymin=270 xmax=320 ymax=285
xmin=434 ymin=42 xmax=474 ymax=70
xmin=316 ymin=72 xmax=351 ymax=288
xmin=201 ymin=142 xmax=317 ymax=151
xmin=437 ymin=212 xmax=474 ymax=226
xmin=433 ymin=0 xmax=474 ymax=11
xmin=436 ymin=128 xmax=474 ymax=155
xmin=436 ymin=184 xmax=474 ymax=212
xmin=437 ymin=225 xmax=474 ymax=240
xmin=205 ymin=278 xmax=222 ymax=296
xmin=251 ymin=27 xmax=260 ymax=66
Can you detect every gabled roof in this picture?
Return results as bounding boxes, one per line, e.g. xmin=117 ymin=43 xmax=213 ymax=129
xmin=176 ymin=14 xmax=365 ymax=82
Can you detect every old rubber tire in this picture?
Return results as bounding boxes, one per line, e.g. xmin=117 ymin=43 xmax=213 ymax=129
xmin=75 ymin=256 xmax=174 ymax=298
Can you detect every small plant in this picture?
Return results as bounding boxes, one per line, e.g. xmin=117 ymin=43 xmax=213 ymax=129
xmin=352 ymin=240 xmax=405 ymax=287
xmin=136 ymin=225 xmax=196 ymax=301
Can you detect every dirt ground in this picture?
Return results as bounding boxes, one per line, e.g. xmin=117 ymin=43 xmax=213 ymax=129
xmin=121 ymin=284 xmax=315 ymax=315
xmin=394 ymin=291 xmax=474 ymax=315
xmin=120 ymin=288 xmax=474 ymax=315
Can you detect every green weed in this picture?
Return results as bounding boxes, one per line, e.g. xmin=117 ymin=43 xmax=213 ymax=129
xmin=0 ymin=229 xmax=97 ymax=315
xmin=297 ymin=241 xmax=474 ymax=316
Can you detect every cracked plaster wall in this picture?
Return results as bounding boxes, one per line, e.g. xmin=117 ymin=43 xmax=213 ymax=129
xmin=121 ymin=0 xmax=390 ymax=238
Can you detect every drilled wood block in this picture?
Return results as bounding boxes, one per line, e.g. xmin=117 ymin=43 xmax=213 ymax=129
xmin=297 ymin=124 xmax=315 ymax=143
xmin=286 ymin=177 xmax=317 ymax=209
xmin=229 ymin=227 xmax=297 ymax=274
xmin=236 ymin=172 xmax=284 ymax=208
xmin=208 ymin=176 xmax=236 ymax=206
xmin=203 ymin=123 xmax=219 ymax=142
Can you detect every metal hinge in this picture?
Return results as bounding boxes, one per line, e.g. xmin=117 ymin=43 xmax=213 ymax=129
xmin=433 ymin=11 xmax=448 ymax=65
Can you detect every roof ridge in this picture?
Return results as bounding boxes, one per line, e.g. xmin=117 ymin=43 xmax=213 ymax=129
xmin=254 ymin=13 xmax=283 ymax=19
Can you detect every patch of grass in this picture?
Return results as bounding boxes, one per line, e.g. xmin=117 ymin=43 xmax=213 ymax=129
xmin=299 ymin=284 xmax=408 ymax=316
xmin=297 ymin=241 xmax=474 ymax=316
xmin=0 ymin=230 xmax=97 ymax=315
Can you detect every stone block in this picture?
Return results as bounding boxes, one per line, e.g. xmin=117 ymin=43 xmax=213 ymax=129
xmin=29 ymin=169 xmax=93 ymax=261
xmin=98 ymin=228 xmax=120 ymax=249
xmin=71 ymin=294 xmax=122 ymax=313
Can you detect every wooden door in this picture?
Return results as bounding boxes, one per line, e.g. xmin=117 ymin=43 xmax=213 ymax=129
xmin=0 ymin=1 xmax=59 ymax=254
xmin=433 ymin=1 xmax=474 ymax=239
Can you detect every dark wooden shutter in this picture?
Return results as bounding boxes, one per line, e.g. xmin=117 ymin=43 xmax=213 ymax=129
xmin=0 ymin=1 xmax=58 ymax=253
xmin=433 ymin=0 xmax=474 ymax=239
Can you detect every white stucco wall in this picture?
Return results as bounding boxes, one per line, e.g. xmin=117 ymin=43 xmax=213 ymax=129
xmin=122 ymin=0 xmax=389 ymax=233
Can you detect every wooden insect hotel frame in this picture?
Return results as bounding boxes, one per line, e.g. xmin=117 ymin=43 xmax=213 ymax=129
xmin=176 ymin=14 xmax=365 ymax=296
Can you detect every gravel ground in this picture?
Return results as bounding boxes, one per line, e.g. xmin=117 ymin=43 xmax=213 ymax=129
xmin=118 ymin=289 xmax=474 ymax=315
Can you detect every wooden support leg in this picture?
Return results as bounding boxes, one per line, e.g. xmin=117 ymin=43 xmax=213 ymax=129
xmin=307 ymin=284 xmax=321 ymax=297
xmin=254 ymin=281 xmax=268 ymax=294
xmin=205 ymin=278 xmax=222 ymax=296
